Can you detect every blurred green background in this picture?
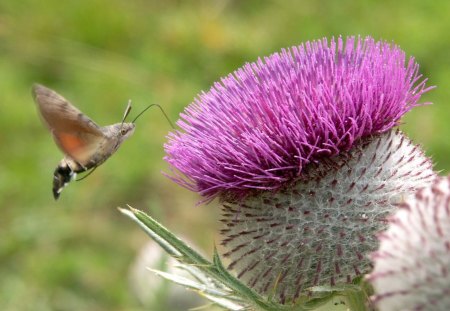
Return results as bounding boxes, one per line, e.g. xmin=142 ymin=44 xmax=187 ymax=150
xmin=0 ymin=0 xmax=449 ymax=310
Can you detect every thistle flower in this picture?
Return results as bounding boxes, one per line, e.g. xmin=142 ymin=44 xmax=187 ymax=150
xmin=164 ymin=36 xmax=435 ymax=303
xmin=368 ymin=176 xmax=450 ymax=311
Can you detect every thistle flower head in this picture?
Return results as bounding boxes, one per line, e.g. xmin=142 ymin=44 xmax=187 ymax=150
xmin=219 ymin=130 xmax=435 ymax=303
xmin=164 ymin=36 xmax=435 ymax=304
xmin=165 ymin=36 xmax=431 ymax=200
xmin=368 ymin=176 xmax=450 ymax=311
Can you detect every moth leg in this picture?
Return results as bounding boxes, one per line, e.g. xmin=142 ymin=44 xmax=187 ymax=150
xmin=76 ymin=166 xmax=98 ymax=181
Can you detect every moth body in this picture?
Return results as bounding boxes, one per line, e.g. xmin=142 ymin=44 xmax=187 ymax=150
xmin=32 ymin=84 xmax=135 ymax=199
xmin=97 ymin=123 xmax=135 ymax=165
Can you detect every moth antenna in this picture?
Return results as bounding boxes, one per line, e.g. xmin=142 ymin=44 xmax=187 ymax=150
xmin=132 ymin=104 xmax=175 ymax=129
xmin=120 ymin=100 xmax=133 ymax=130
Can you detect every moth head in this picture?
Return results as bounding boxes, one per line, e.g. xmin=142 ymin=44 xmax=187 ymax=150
xmin=118 ymin=122 xmax=135 ymax=139
xmin=114 ymin=100 xmax=135 ymax=140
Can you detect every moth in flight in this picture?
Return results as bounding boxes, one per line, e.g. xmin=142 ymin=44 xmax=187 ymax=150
xmin=32 ymin=84 xmax=170 ymax=200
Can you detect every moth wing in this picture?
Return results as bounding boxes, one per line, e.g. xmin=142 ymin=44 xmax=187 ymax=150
xmin=32 ymin=84 xmax=106 ymax=165
xmin=52 ymin=132 xmax=108 ymax=166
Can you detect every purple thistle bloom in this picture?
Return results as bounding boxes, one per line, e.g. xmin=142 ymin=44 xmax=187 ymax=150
xmin=165 ymin=36 xmax=432 ymax=200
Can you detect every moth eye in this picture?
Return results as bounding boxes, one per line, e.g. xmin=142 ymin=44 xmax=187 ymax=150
xmin=120 ymin=129 xmax=127 ymax=135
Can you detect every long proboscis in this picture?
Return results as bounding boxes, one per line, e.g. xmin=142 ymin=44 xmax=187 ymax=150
xmin=132 ymin=104 xmax=175 ymax=129
xmin=77 ymin=103 xmax=174 ymax=183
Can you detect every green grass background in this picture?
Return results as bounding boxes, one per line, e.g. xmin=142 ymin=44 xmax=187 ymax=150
xmin=0 ymin=1 xmax=449 ymax=310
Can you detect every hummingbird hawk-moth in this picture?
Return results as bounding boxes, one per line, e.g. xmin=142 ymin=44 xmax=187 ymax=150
xmin=32 ymin=84 xmax=137 ymax=200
